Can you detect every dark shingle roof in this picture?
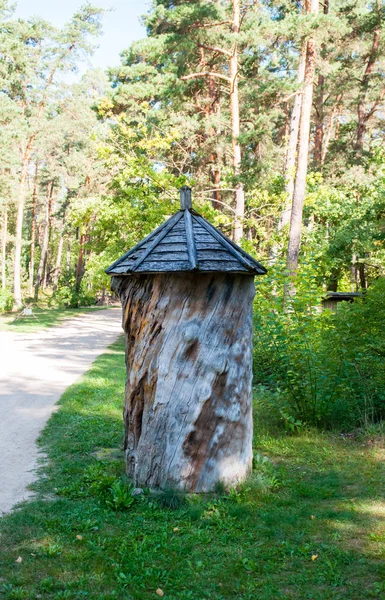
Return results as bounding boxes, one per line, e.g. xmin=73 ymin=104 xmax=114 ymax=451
xmin=105 ymin=188 xmax=267 ymax=277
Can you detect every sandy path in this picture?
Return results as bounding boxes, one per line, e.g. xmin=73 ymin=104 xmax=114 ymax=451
xmin=0 ymin=308 xmax=123 ymax=514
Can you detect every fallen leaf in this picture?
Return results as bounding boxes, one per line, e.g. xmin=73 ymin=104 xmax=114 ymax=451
xmin=76 ymin=535 xmax=83 ymax=540
xmin=15 ymin=556 xmax=22 ymax=563
xmin=156 ymin=588 xmax=164 ymax=597
xmin=311 ymin=554 xmax=318 ymax=561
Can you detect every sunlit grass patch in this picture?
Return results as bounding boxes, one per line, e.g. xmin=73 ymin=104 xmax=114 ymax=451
xmin=0 ymin=305 xmax=107 ymax=332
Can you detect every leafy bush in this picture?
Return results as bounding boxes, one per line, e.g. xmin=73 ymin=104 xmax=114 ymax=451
xmin=50 ymin=276 xmax=95 ymax=308
xmin=0 ymin=288 xmax=13 ymax=313
xmin=106 ymin=478 xmax=135 ymax=511
xmin=253 ymin=266 xmax=385 ymax=430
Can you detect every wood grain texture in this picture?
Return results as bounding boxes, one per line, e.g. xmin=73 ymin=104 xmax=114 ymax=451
xmin=112 ymin=272 xmax=255 ymax=492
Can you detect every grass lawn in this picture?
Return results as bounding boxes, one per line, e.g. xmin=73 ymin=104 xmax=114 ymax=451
xmin=0 ymin=305 xmax=109 ymax=333
xmin=1 ymin=337 xmax=385 ymax=600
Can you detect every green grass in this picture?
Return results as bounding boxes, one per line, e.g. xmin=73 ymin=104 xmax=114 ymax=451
xmin=0 ymin=305 xmax=108 ymax=332
xmin=1 ymin=337 xmax=385 ymax=599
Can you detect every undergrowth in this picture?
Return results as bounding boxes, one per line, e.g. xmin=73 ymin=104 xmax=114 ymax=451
xmin=253 ymin=269 xmax=385 ymax=430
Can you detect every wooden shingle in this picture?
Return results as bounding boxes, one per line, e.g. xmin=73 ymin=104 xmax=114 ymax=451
xmin=105 ymin=187 xmax=267 ymax=276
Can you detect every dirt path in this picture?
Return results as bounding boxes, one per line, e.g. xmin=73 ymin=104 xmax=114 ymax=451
xmin=0 ymin=308 xmax=123 ymax=514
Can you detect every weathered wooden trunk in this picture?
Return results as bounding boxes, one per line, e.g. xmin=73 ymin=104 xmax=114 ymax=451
xmin=112 ymin=272 xmax=255 ymax=492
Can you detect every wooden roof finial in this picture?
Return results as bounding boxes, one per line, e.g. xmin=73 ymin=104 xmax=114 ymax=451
xmin=180 ymin=186 xmax=192 ymax=210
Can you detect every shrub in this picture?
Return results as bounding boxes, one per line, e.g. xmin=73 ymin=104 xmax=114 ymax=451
xmin=50 ymin=276 xmax=95 ymax=308
xmin=0 ymin=288 xmax=13 ymax=313
xmin=253 ymin=266 xmax=385 ymax=430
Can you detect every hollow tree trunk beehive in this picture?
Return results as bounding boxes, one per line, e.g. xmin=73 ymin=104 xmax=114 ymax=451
xmin=112 ymin=272 xmax=255 ymax=492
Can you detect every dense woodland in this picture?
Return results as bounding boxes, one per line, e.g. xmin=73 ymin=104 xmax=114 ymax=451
xmin=1 ymin=0 xmax=384 ymax=429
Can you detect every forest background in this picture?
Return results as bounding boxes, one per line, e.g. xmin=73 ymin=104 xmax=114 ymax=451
xmin=1 ymin=0 xmax=384 ymax=430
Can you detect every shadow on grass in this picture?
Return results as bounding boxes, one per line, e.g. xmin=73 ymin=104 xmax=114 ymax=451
xmin=1 ymin=336 xmax=385 ymax=599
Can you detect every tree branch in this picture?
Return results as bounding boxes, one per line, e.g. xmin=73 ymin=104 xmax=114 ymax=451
xmin=181 ymin=72 xmax=231 ymax=84
xmin=364 ymin=88 xmax=385 ymax=122
xmin=198 ymin=44 xmax=232 ymax=58
xmin=274 ymin=90 xmax=304 ymax=107
xmin=189 ymin=20 xmax=232 ymax=30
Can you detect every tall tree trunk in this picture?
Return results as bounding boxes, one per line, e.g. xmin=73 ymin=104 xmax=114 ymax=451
xmin=28 ymin=161 xmax=38 ymax=296
xmin=34 ymin=181 xmax=53 ymax=301
xmin=351 ymin=253 xmax=357 ymax=292
xmin=358 ymin=261 xmax=367 ymax=290
xmin=42 ymin=182 xmax=54 ymax=290
xmin=279 ymin=45 xmax=307 ymax=231
xmin=208 ymin=73 xmax=222 ymax=211
xmin=210 ymin=152 xmax=222 ymax=210
xmin=1 ymin=203 xmax=7 ymax=290
xmin=14 ymin=152 xmax=31 ymax=306
xmin=53 ymin=232 xmax=65 ymax=293
xmin=231 ymin=0 xmax=245 ymax=243
xmin=66 ymin=240 xmax=71 ymax=272
xmin=75 ymin=233 xmax=86 ymax=292
xmin=313 ymin=72 xmax=324 ymax=167
xmin=321 ymin=99 xmax=342 ymax=164
xmin=286 ymin=0 xmax=319 ymax=293
xmin=355 ymin=15 xmax=380 ymax=154
xmin=313 ymin=0 xmax=328 ymax=167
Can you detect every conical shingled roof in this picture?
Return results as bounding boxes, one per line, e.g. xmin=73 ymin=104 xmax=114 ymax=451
xmin=105 ymin=187 xmax=267 ymax=277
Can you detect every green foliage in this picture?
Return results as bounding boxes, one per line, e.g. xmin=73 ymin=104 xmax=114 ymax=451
xmin=51 ymin=276 xmax=95 ymax=308
xmin=254 ymin=267 xmax=385 ymax=430
xmin=0 ymin=288 xmax=13 ymax=313
xmin=106 ymin=478 xmax=135 ymax=511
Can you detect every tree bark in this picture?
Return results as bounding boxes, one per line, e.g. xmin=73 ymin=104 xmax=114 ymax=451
xmin=34 ymin=181 xmax=53 ymax=301
xmin=112 ymin=272 xmax=255 ymax=492
xmin=207 ymin=72 xmax=222 ymax=211
xmin=210 ymin=153 xmax=222 ymax=210
xmin=231 ymin=0 xmax=245 ymax=243
xmin=66 ymin=240 xmax=71 ymax=272
xmin=351 ymin=253 xmax=358 ymax=292
xmin=355 ymin=16 xmax=381 ymax=154
xmin=75 ymin=233 xmax=86 ymax=292
xmin=286 ymin=0 xmax=319 ymax=294
xmin=29 ymin=162 xmax=38 ymax=296
xmin=313 ymin=72 xmax=324 ymax=167
xmin=279 ymin=45 xmax=307 ymax=231
xmin=1 ymin=203 xmax=7 ymax=290
xmin=53 ymin=234 xmax=64 ymax=293
xmin=313 ymin=0 xmax=328 ymax=168
xmin=321 ymin=99 xmax=342 ymax=164
xmin=14 ymin=151 xmax=31 ymax=306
